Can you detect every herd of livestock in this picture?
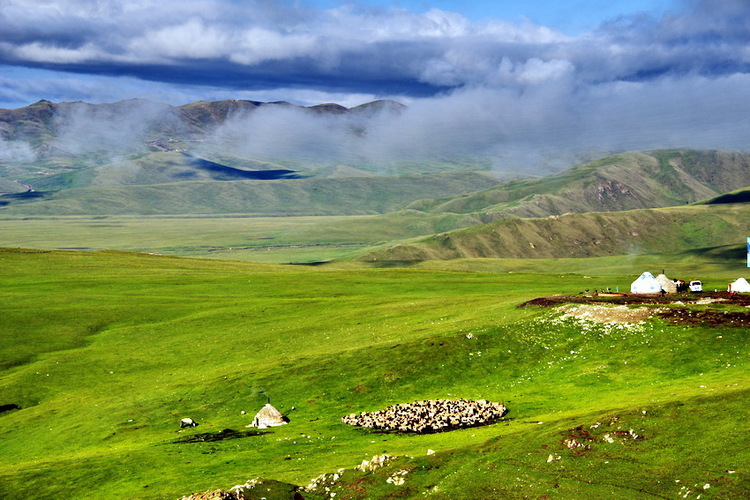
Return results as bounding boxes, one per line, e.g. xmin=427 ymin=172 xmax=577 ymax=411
xmin=341 ymin=398 xmax=508 ymax=433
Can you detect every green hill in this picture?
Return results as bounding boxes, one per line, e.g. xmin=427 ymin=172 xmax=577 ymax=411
xmin=409 ymin=150 xmax=750 ymax=220
xmin=0 ymin=249 xmax=748 ymax=499
xmin=359 ymin=202 xmax=750 ymax=261
xmin=0 ymin=172 xmax=501 ymax=216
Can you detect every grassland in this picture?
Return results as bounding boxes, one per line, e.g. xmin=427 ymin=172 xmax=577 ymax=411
xmin=1 ymin=248 xmax=748 ymax=499
xmin=1 ymin=148 xmax=749 ymax=499
xmin=0 ymin=212 xmax=476 ymax=263
xmin=1 ymin=199 xmax=748 ymax=266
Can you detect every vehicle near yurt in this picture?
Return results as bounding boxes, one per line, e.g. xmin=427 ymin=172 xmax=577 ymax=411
xmin=728 ymin=277 xmax=750 ymax=293
xmin=631 ymin=272 xmax=662 ymax=294
xmin=689 ymin=280 xmax=703 ymax=292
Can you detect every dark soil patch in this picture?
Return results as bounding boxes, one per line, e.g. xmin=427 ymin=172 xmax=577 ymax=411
xmin=172 ymin=428 xmax=268 ymax=444
xmin=519 ymin=291 xmax=750 ymax=308
xmin=562 ymin=425 xmax=596 ymax=453
xmin=657 ymin=308 xmax=750 ymax=327
xmin=519 ymin=292 xmax=750 ymax=327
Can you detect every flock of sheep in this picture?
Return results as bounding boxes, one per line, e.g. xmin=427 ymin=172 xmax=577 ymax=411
xmin=341 ymin=398 xmax=508 ymax=433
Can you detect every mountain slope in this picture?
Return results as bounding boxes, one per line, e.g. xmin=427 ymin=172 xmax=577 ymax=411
xmin=0 ymin=172 xmax=502 ymax=216
xmin=409 ymin=150 xmax=750 ymax=220
xmin=359 ymin=202 xmax=750 ymax=261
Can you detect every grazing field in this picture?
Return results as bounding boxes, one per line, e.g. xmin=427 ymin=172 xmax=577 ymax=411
xmin=1 ymin=248 xmax=748 ymax=499
xmin=0 ymin=213 xmax=473 ymax=263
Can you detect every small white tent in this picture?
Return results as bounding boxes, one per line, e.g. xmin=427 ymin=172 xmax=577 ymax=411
xmin=247 ymin=404 xmax=288 ymax=429
xmin=631 ymin=272 xmax=662 ymax=294
xmin=729 ymin=277 xmax=750 ymax=293
xmin=656 ymin=274 xmax=677 ymax=293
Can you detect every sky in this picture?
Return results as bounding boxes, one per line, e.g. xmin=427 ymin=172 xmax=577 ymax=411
xmin=1 ymin=0 xmax=749 ymax=169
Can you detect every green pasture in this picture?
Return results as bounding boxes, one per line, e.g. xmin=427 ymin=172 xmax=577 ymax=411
xmin=1 ymin=248 xmax=749 ymax=498
xmin=0 ymin=213 xmax=476 ymax=263
xmin=0 ymin=212 xmax=747 ymax=278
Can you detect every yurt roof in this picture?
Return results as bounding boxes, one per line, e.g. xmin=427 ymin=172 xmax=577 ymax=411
xmin=251 ymin=404 xmax=288 ymax=427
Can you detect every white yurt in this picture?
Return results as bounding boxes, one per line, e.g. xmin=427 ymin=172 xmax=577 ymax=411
xmin=631 ymin=272 xmax=662 ymax=294
xmin=729 ymin=277 xmax=750 ymax=293
xmin=247 ymin=403 xmax=289 ymax=429
xmin=656 ymin=273 xmax=677 ymax=293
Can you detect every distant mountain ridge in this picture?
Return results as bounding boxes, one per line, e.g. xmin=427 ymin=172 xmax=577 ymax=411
xmin=0 ymin=98 xmax=407 ymax=145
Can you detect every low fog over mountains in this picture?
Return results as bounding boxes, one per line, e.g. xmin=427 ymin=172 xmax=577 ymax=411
xmin=3 ymin=88 xmax=749 ymax=179
xmin=0 ymin=98 xmax=412 ymax=171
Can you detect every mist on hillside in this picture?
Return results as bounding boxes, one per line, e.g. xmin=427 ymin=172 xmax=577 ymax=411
xmin=3 ymin=71 xmax=749 ymax=175
xmin=202 ymin=73 xmax=750 ymax=174
xmin=0 ymin=137 xmax=36 ymax=163
xmin=49 ymin=99 xmax=184 ymax=158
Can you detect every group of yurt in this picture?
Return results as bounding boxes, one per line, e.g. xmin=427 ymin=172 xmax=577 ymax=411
xmin=630 ymin=271 xmax=693 ymax=294
xmin=631 ymin=272 xmax=750 ymax=294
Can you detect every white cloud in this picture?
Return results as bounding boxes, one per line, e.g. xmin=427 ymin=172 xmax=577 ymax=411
xmin=1 ymin=0 xmax=750 ymax=171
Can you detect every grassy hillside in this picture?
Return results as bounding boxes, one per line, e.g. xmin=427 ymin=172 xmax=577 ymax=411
xmin=4 ymin=148 xmax=749 ymax=221
xmin=1 ymin=249 xmax=749 ymax=499
xmin=409 ymin=150 xmax=750 ymax=220
xmin=360 ymin=202 xmax=750 ymax=262
xmin=0 ymin=172 xmax=501 ymax=216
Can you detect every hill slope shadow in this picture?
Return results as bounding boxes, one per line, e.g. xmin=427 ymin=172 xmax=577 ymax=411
xmin=183 ymin=154 xmax=302 ymax=180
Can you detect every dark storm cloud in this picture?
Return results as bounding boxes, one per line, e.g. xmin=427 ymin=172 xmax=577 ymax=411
xmin=2 ymin=0 xmax=749 ymax=172
xmin=1 ymin=0 xmax=748 ymax=96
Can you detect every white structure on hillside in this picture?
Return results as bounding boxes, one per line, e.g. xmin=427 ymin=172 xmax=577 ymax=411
xmin=631 ymin=272 xmax=662 ymax=294
xmin=656 ymin=273 xmax=677 ymax=293
xmin=247 ymin=404 xmax=288 ymax=429
xmin=729 ymin=277 xmax=750 ymax=293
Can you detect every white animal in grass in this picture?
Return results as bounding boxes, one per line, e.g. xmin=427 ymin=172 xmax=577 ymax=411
xmin=180 ymin=417 xmax=198 ymax=428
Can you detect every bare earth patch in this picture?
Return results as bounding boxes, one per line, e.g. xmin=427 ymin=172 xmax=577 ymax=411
xmin=522 ymin=293 xmax=750 ymax=327
xmin=557 ymin=304 xmax=657 ymax=324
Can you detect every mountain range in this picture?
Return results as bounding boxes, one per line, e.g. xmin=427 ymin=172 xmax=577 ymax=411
xmin=1 ymin=99 xmax=749 ymax=261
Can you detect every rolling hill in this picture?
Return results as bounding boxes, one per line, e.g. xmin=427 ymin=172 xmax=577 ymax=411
xmin=359 ymin=201 xmax=750 ymax=261
xmin=0 ymin=171 xmax=502 ymax=216
xmin=407 ymin=150 xmax=750 ymax=220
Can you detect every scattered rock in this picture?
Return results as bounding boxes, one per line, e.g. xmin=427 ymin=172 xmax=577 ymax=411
xmin=386 ymin=469 xmax=409 ymax=485
xmin=355 ymin=454 xmax=394 ymax=472
xmin=179 ymin=489 xmax=243 ymax=500
xmin=180 ymin=478 xmax=304 ymax=500
xmin=557 ymin=304 xmax=657 ymax=324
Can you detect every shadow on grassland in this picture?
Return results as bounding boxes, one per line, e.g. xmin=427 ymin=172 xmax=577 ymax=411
xmin=171 ymin=428 xmax=269 ymax=444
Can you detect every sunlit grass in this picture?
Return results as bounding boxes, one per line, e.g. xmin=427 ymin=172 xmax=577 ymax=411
xmin=0 ymin=249 xmax=748 ymax=498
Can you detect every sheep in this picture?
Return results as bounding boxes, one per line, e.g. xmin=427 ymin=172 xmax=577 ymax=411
xmin=180 ymin=417 xmax=198 ymax=428
xmin=341 ymin=399 xmax=508 ymax=433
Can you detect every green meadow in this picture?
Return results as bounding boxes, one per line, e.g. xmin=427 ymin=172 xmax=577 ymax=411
xmin=0 ymin=214 xmax=473 ymax=263
xmin=1 ymin=247 xmax=749 ymax=498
